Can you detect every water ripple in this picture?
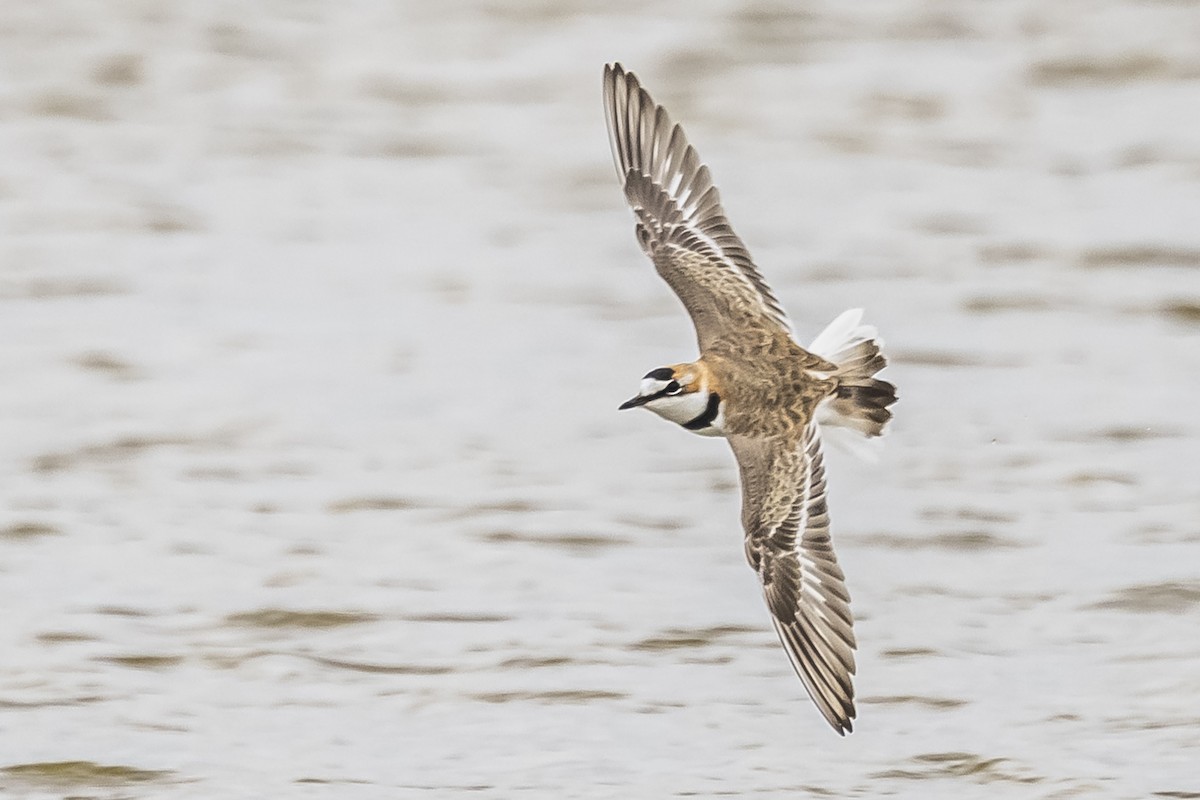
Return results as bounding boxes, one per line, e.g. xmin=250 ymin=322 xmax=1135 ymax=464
xmin=1088 ymin=582 xmax=1200 ymax=614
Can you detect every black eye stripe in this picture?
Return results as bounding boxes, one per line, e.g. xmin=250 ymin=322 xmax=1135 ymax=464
xmin=666 ymin=381 xmax=682 ymax=394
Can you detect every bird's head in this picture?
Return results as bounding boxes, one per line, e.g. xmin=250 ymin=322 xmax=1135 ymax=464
xmin=618 ymin=362 xmax=723 ymax=434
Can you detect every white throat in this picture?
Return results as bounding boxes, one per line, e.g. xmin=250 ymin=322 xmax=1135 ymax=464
xmin=646 ymin=391 xmax=725 ymax=436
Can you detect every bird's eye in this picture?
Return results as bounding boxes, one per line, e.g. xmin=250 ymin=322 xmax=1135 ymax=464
xmin=665 ymin=381 xmax=682 ymax=395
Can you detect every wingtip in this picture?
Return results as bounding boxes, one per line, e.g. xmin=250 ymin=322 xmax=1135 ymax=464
xmin=823 ymin=704 xmax=854 ymax=736
xmin=769 ymin=616 xmax=857 ymax=737
xmin=603 ymin=62 xmax=628 ymax=90
xmin=824 ymin=705 xmax=856 ymax=737
xmin=602 ymin=62 xmax=641 ymax=98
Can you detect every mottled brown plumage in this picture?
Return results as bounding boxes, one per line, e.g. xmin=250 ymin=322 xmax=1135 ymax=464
xmin=605 ymin=63 xmax=896 ymax=735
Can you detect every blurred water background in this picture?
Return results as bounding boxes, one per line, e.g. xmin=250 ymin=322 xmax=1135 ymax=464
xmin=2 ymin=1 xmax=1200 ymax=797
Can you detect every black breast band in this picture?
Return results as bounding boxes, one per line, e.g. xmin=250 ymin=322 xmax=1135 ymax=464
xmin=682 ymin=393 xmax=721 ymax=430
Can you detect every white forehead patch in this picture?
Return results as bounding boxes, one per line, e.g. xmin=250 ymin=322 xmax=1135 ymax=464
xmin=640 ymin=377 xmax=668 ymax=394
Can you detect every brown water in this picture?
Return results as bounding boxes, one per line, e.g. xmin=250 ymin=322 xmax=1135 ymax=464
xmin=2 ymin=2 xmax=1199 ymax=797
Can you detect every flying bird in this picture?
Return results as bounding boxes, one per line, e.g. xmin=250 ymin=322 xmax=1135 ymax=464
xmin=605 ymin=63 xmax=897 ymax=735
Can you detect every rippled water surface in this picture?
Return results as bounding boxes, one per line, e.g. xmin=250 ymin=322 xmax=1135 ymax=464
xmin=3 ymin=2 xmax=1200 ymax=798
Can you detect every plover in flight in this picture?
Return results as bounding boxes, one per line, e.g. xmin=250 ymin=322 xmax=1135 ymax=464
xmin=605 ymin=63 xmax=897 ymax=735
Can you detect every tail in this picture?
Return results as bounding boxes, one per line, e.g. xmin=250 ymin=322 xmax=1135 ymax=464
xmin=809 ymin=309 xmax=897 ymax=439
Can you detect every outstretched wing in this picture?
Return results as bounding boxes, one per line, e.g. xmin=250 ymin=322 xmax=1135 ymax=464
xmin=603 ymin=63 xmax=793 ymax=351
xmin=729 ymin=424 xmax=857 ymax=735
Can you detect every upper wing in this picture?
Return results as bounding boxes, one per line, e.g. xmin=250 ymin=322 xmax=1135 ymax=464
xmin=729 ymin=424 xmax=857 ymax=735
xmin=603 ymin=63 xmax=793 ymax=351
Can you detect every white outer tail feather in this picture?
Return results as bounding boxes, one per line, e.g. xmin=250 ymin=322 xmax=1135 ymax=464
xmin=809 ymin=309 xmax=895 ymax=460
xmin=809 ymin=308 xmax=876 ymax=364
